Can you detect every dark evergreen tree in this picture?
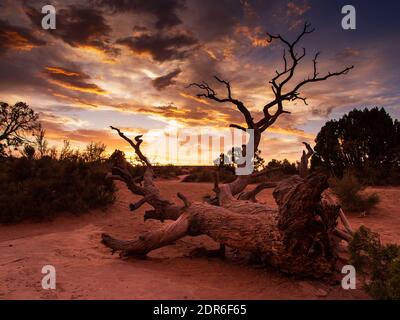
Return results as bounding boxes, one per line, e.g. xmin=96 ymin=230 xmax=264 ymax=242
xmin=312 ymin=107 xmax=400 ymax=183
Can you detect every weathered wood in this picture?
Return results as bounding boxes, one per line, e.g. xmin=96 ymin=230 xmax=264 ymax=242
xmin=103 ymin=155 xmax=340 ymax=278
xmin=102 ymin=212 xmax=193 ymax=257
xmin=299 ymin=142 xmax=314 ymax=178
xmin=237 ymin=182 xmax=276 ymax=202
xmin=339 ymin=209 xmax=353 ymax=234
xmin=322 ymin=190 xmax=353 ymax=236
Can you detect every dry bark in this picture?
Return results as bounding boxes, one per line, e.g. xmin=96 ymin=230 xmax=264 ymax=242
xmin=299 ymin=142 xmax=314 ymax=178
xmin=237 ymin=182 xmax=276 ymax=202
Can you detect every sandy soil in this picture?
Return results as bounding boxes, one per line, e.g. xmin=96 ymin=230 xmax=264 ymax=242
xmin=1 ymin=180 xmax=399 ymax=300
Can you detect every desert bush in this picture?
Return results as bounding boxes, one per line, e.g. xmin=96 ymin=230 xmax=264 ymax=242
xmin=153 ymin=164 xmax=184 ymax=180
xmin=349 ymin=226 xmax=400 ymax=299
xmin=0 ymin=154 xmax=115 ymax=223
xmin=182 ymin=158 xmax=297 ymax=184
xmin=21 ymin=144 xmax=36 ymax=159
xmin=84 ymin=142 xmax=107 ymax=162
xmin=108 ymin=150 xmax=184 ymax=180
xmin=360 ymin=164 xmax=400 ymax=186
xmin=182 ymin=167 xmax=235 ymax=183
xmin=329 ymin=172 xmax=379 ymax=212
xmin=265 ymin=158 xmax=298 ymax=175
xmin=247 ymin=158 xmax=298 ymax=184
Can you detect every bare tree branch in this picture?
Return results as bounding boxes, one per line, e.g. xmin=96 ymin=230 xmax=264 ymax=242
xmin=253 ymin=22 xmax=354 ymax=132
xmin=187 ymin=22 xmax=353 ymax=199
xmin=110 ymin=126 xmax=151 ymax=167
xmin=188 ymin=76 xmax=254 ymax=129
xmin=229 ymin=124 xmax=247 ymax=132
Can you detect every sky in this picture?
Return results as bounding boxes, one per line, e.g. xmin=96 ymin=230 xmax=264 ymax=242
xmin=0 ymin=0 xmax=399 ymax=164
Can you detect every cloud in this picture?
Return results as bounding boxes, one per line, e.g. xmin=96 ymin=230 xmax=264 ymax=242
xmin=286 ymin=1 xmax=310 ymax=30
xmin=183 ymin=0 xmax=242 ymax=42
xmin=49 ymin=92 xmax=100 ymax=109
xmin=24 ymin=5 xmax=119 ymax=57
xmin=138 ymin=104 xmax=185 ymax=117
xmin=117 ymin=32 xmax=197 ymax=62
xmin=268 ymin=126 xmax=315 ymax=139
xmin=179 ymin=92 xmax=212 ymax=106
xmin=235 ymin=25 xmax=269 ymax=47
xmin=287 ymin=1 xmax=310 ymax=17
xmin=0 ymin=19 xmax=46 ymax=54
xmin=0 ymin=0 xmax=397 ymax=164
xmin=136 ymin=103 xmax=231 ymax=127
xmin=94 ymin=0 xmax=186 ymax=30
xmin=311 ymin=105 xmax=336 ymax=117
xmin=334 ymin=48 xmax=362 ymax=60
xmin=152 ymin=69 xmax=181 ymax=90
xmin=43 ymin=66 xmax=108 ymax=95
xmin=44 ymin=122 xmax=125 ymax=148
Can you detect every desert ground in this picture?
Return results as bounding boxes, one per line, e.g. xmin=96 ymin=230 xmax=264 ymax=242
xmin=1 ymin=178 xmax=399 ymax=300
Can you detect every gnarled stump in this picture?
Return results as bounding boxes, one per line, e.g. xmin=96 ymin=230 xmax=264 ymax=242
xmin=102 ymin=171 xmax=340 ymax=278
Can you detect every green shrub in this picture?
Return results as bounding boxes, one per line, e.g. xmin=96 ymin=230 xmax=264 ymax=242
xmin=329 ymin=173 xmax=380 ymax=212
xmin=0 ymin=156 xmax=115 ymax=223
xmin=349 ymin=226 xmax=400 ymax=299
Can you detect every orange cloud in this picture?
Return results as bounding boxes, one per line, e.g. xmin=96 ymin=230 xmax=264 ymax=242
xmin=203 ymin=48 xmax=218 ymax=60
xmin=0 ymin=19 xmax=46 ymax=54
xmin=2 ymin=31 xmax=37 ymax=51
xmin=179 ymin=92 xmax=212 ymax=106
xmin=235 ymin=25 xmax=269 ymax=47
xmin=42 ymin=120 xmax=125 ymax=149
xmin=45 ymin=67 xmax=81 ymax=77
xmin=136 ymin=103 xmax=231 ymax=127
xmin=50 ymin=92 xmax=99 ymax=109
xmin=268 ymin=126 xmax=315 ymax=139
xmin=76 ymin=45 xmax=119 ymax=64
xmin=44 ymin=66 xmax=108 ymax=95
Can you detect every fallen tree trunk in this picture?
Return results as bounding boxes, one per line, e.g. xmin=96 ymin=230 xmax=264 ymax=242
xmin=237 ymin=182 xmax=276 ymax=202
xmin=103 ymin=149 xmax=340 ymax=278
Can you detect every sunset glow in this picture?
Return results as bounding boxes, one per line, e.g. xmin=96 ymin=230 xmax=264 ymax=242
xmin=1 ymin=0 xmax=399 ymax=164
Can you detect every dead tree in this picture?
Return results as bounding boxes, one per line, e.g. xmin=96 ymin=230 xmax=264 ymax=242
xmin=188 ymin=22 xmax=353 ymax=201
xmin=299 ymin=142 xmax=314 ymax=178
xmin=101 ymin=23 xmax=354 ymax=278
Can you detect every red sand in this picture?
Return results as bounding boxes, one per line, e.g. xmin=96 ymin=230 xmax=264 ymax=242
xmin=1 ymin=180 xmax=399 ymax=300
